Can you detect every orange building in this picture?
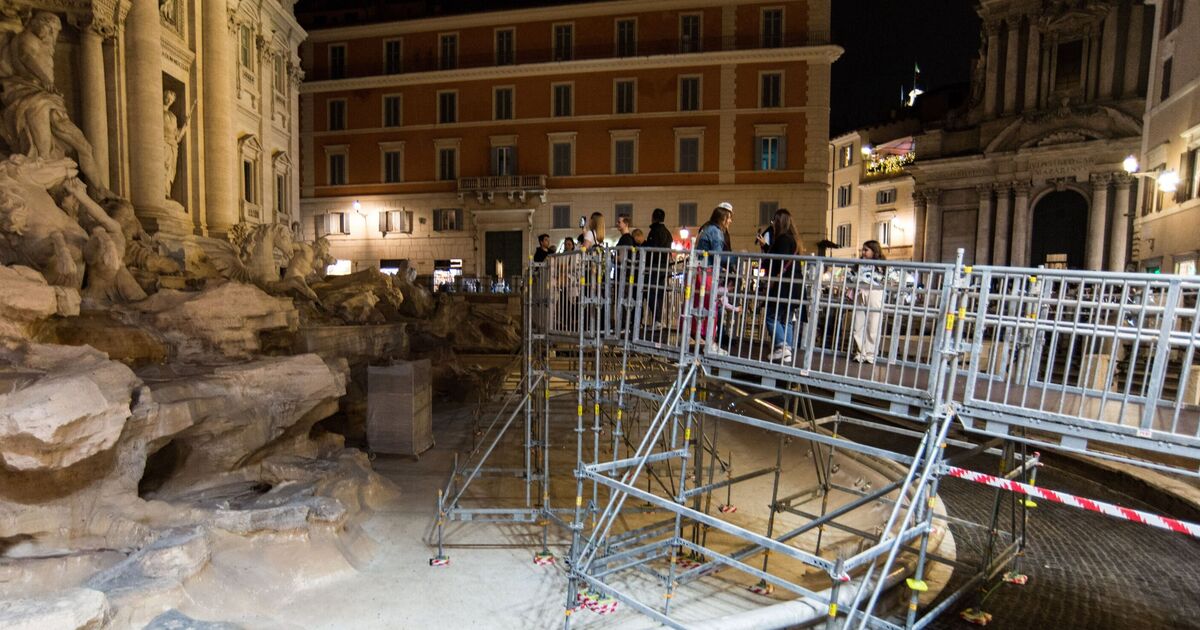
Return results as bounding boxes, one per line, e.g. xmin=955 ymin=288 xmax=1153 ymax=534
xmin=299 ymin=0 xmax=838 ymax=281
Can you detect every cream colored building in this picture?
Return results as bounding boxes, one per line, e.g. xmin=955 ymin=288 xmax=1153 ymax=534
xmin=1135 ymin=0 xmax=1200 ymax=273
xmin=828 ymin=122 xmax=919 ymax=259
xmin=4 ymin=0 xmax=305 ymax=240
xmin=297 ymin=0 xmax=839 ymax=280
xmin=901 ymin=0 xmax=1153 ymax=270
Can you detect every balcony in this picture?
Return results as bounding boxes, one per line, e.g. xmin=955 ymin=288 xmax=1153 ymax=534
xmin=458 ymin=175 xmax=548 ymax=204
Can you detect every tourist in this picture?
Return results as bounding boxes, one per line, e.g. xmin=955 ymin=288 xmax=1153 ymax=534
xmin=850 ymin=240 xmax=886 ymax=364
xmin=645 ymin=208 xmax=672 ymax=249
xmin=581 ymin=212 xmax=605 ymax=249
xmin=632 ymin=229 xmax=645 ymax=245
xmin=615 ymin=213 xmax=635 ymax=247
xmin=759 ymin=209 xmax=801 ymax=363
xmin=693 ymin=203 xmax=733 ymax=355
xmin=643 ymin=208 xmax=673 ymax=334
xmin=533 ymin=233 xmax=552 ymax=263
xmin=561 ymin=237 xmax=576 ymax=252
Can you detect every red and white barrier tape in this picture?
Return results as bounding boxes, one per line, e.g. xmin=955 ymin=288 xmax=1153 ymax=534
xmin=945 ymin=466 xmax=1200 ymax=538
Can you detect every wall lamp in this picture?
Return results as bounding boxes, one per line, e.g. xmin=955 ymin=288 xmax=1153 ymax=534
xmin=1123 ymin=155 xmax=1180 ymax=193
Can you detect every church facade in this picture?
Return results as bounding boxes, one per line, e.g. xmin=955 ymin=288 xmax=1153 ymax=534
xmin=905 ymin=0 xmax=1154 ymax=271
xmin=0 ymin=0 xmax=305 ymax=240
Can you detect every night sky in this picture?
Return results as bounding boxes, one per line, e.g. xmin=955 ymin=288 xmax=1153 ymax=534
xmin=295 ymin=0 xmax=983 ymax=135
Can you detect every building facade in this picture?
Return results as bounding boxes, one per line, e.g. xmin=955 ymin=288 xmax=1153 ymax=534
xmin=1135 ymin=0 xmax=1200 ymax=274
xmin=828 ymin=122 xmax=920 ymax=259
xmin=6 ymin=0 xmax=305 ymax=240
xmin=297 ymin=0 xmax=838 ymax=280
xmin=897 ymin=0 xmax=1154 ymax=270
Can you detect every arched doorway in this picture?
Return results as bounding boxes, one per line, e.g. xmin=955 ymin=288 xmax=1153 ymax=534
xmin=1030 ymin=190 xmax=1089 ymax=269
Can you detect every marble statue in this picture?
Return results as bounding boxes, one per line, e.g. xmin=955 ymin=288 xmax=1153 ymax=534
xmin=279 ymin=236 xmax=333 ymax=300
xmin=208 ymin=222 xmax=295 ymax=287
xmin=102 ymin=197 xmax=181 ymax=274
xmin=162 ymin=90 xmax=194 ymax=199
xmin=60 ymin=177 xmax=147 ymax=304
xmin=0 ymin=12 xmax=106 ymax=192
xmin=0 ymin=155 xmax=87 ymax=287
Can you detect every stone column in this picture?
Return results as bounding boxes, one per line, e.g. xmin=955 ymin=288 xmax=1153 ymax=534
xmin=1004 ymin=18 xmax=1021 ymax=114
xmin=78 ymin=22 xmax=111 ymax=189
xmin=1098 ymin=11 xmax=1118 ymax=99
xmin=975 ymin=184 xmax=993 ymax=265
xmin=1087 ymin=173 xmax=1111 ymax=271
xmin=912 ymin=191 xmax=927 ymax=262
xmin=993 ymin=183 xmax=1012 ymax=266
xmin=923 ymin=189 xmax=942 ymax=262
xmin=1109 ymin=173 xmax=1132 ymax=271
xmin=125 ymin=0 xmax=172 ymax=231
xmin=203 ymin=0 xmax=239 ymax=236
xmin=984 ymin=21 xmax=1002 ymax=118
xmin=1024 ymin=25 xmax=1040 ymax=111
xmin=1011 ymin=181 xmax=1031 ymax=267
xmin=1123 ymin=6 xmax=1144 ymax=97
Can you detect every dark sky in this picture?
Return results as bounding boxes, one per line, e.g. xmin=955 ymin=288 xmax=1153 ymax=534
xmin=830 ymin=0 xmax=981 ymax=134
xmin=296 ymin=0 xmax=982 ymax=135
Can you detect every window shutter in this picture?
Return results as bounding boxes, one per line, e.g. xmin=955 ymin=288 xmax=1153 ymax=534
xmin=454 ymin=209 xmax=463 ymax=230
xmin=511 ymin=146 xmax=519 ymax=174
xmin=753 ymin=138 xmax=762 ymax=171
xmin=1178 ymin=152 xmax=1189 ymax=204
xmin=315 ymin=214 xmax=327 ymax=237
xmin=779 ymin=136 xmax=788 ymax=170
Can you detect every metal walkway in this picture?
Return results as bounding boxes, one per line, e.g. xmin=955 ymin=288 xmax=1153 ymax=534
xmin=433 ymin=246 xmax=1200 ymax=629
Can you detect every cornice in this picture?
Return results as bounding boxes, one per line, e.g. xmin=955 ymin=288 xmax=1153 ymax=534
xmin=308 ymin=0 xmax=794 ymax=42
xmin=300 ymin=46 xmax=843 ymax=94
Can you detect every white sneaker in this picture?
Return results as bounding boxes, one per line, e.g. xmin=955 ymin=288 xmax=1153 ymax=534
xmin=767 ymin=345 xmax=791 ymax=361
xmin=706 ymin=342 xmax=728 ymax=356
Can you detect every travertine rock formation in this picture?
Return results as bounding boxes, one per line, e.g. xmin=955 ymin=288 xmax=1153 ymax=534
xmin=133 ymin=282 xmax=297 ymax=361
xmin=0 ymin=264 xmax=79 ymax=341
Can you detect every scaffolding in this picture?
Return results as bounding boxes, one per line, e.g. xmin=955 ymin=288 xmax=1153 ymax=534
xmin=433 ymin=244 xmax=1200 ymax=628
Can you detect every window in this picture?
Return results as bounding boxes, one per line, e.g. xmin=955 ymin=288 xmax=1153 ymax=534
xmin=240 ymin=26 xmax=254 ymax=69
xmin=553 ymin=24 xmax=573 ymax=61
xmin=553 ymin=83 xmax=572 ymax=117
xmin=551 ymin=141 xmax=573 ymax=176
xmin=679 ymin=76 xmax=700 ymax=111
xmin=1161 ymin=57 xmax=1173 ymax=102
xmin=838 ymin=145 xmax=854 ymax=168
xmin=760 ymin=72 xmax=782 ymax=107
xmin=242 ymin=159 xmax=256 ymax=203
xmin=328 ymin=153 xmax=346 ymax=186
xmin=439 ymin=33 xmax=458 ymax=70
xmin=759 ymin=201 xmax=779 ymax=226
xmin=384 ymin=39 xmax=402 ymax=74
xmin=756 ymin=136 xmax=784 ymax=170
xmin=326 ymin=211 xmax=349 ymax=235
xmin=613 ymin=138 xmax=635 ymax=174
xmin=380 ymin=209 xmax=412 ymax=234
xmin=837 ymin=184 xmax=852 ymax=208
xmin=678 ymin=137 xmax=700 ymax=172
xmin=680 ymin=14 xmax=701 ymax=53
xmin=383 ymin=95 xmax=402 ymax=127
xmin=328 ymin=43 xmax=345 ymax=79
xmin=1176 ymin=257 xmax=1197 ymax=275
xmin=876 ymin=188 xmax=896 ymax=204
xmin=492 ymin=145 xmax=516 ymax=176
xmin=327 ymin=99 xmax=346 ymax=131
xmin=433 ymin=208 xmax=464 ymax=231
xmin=761 ymin=8 xmax=783 ymax=48
xmin=615 ymin=19 xmax=636 ymax=57
xmin=274 ymin=173 xmax=288 ymax=217
xmin=383 ymin=150 xmax=403 ymax=183
xmin=553 ymin=204 xmax=572 ymax=229
xmin=835 ymin=223 xmax=852 ymax=248
xmin=494 ymin=87 xmax=514 ymax=120
xmin=1188 ymin=148 xmax=1200 ymax=201
xmin=438 ymin=91 xmax=457 ymax=124
xmin=1162 ymin=0 xmax=1185 ymax=36
xmin=678 ymin=202 xmax=698 ymax=227
xmin=273 ymin=56 xmax=286 ymax=94
xmin=495 ymin=28 xmax=515 ymax=65
xmin=875 ymin=220 xmax=892 ymax=246
xmin=615 ymin=80 xmax=635 ymax=114
xmin=437 ymin=147 xmax=457 ymax=181
xmin=1054 ymin=40 xmax=1083 ymax=91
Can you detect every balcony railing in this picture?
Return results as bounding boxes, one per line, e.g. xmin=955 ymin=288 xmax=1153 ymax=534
xmin=458 ymin=175 xmax=548 ymax=203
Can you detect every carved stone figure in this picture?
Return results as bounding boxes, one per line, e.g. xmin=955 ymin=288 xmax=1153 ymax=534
xmin=207 ymin=222 xmax=294 ymax=287
xmin=0 ymin=12 xmax=106 ymax=192
xmin=162 ymin=90 xmax=194 ymax=199
xmin=102 ymin=197 xmax=181 ymax=274
xmin=61 ymin=177 xmax=146 ymax=304
xmin=278 ymin=236 xmax=332 ymax=300
xmin=0 ymin=155 xmax=86 ymax=287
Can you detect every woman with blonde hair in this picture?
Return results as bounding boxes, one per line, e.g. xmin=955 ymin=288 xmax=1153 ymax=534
xmin=581 ymin=212 xmax=605 ymax=249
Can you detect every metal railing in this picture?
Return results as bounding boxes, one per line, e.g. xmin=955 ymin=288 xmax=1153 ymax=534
xmin=535 ymin=246 xmax=1200 ymax=472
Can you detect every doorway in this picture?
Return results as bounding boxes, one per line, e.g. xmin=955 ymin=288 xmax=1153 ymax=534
xmin=485 ymin=230 xmax=523 ymax=281
xmin=1030 ymin=190 xmax=1089 ymax=269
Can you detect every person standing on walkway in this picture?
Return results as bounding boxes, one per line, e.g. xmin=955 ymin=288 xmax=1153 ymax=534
xmin=851 ymin=240 xmax=886 ymax=364
xmin=581 ymin=212 xmax=605 ymax=249
xmin=533 ymin=233 xmax=552 ymax=263
xmin=693 ymin=204 xmax=733 ymax=355
xmin=615 ymin=213 xmax=635 ymax=247
xmin=759 ymin=209 xmax=801 ymax=362
xmin=642 ymin=208 xmax=673 ymax=333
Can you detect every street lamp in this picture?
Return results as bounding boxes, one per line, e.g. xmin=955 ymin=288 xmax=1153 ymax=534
xmin=1123 ymin=155 xmax=1139 ymax=174
xmin=1122 ymin=156 xmax=1179 ymax=193
xmin=1158 ymin=170 xmax=1180 ymax=193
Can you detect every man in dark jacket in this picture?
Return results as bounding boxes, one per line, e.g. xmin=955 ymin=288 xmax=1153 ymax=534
xmin=645 ymin=208 xmax=673 ymax=248
xmin=643 ymin=208 xmax=673 ymax=334
xmin=533 ymin=233 xmax=553 ymax=263
xmin=615 ymin=214 xmax=636 ymax=247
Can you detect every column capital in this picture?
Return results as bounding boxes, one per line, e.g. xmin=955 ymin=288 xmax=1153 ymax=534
xmin=919 ymin=187 xmax=942 ymax=203
xmin=1090 ymin=172 xmax=1113 ymax=187
xmin=287 ymin=60 xmax=305 ymax=86
xmin=984 ymin=20 xmax=1002 ymax=37
xmin=992 ymin=181 xmax=1012 ymax=193
xmin=1013 ymin=180 xmax=1032 ymax=196
xmin=976 ymin=183 xmax=993 ymax=195
xmin=1113 ymin=172 xmax=1133 ymax=188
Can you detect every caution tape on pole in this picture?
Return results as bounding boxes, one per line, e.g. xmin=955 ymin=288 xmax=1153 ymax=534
xmin=945 ymin=466 xmax=1200 ymax=538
